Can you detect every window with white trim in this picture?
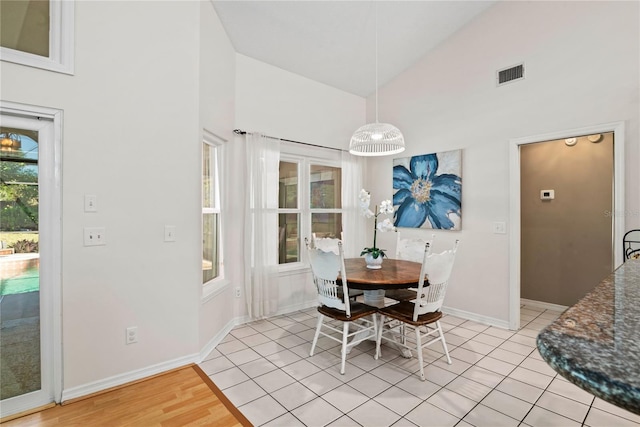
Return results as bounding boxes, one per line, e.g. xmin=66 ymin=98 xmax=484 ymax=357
xmin=0 ymin=0 xmax=74 ymax=74
xmin=202 ymin=140 xmax=221 ymax=284
xmin=278 ymin=154 xmax=342 ymax=265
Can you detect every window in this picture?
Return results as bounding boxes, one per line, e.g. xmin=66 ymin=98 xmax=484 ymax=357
xmin=278 ymin=156 xmax=342 ymax=265
xmin=0 ymin=0 xmax=74 ymax=74
xmin=202 ymin=139 xmax=221 ymax=285
xmin=310 ymin=164 xmax=342 ymax=240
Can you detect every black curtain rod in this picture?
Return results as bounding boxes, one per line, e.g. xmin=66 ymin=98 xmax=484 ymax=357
xmin=233 ymin=129 xmax=346 ymax=153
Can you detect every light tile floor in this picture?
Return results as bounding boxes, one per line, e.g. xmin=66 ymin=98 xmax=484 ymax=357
xmin=199 ymin=304 xmax=640 ymax=426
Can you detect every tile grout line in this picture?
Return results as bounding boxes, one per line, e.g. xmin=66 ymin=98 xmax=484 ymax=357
xmin=202 ymin=307 xmax=635 ymax=427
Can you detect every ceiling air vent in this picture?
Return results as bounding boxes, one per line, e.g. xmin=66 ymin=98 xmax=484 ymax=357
xmin=497 ymin=63 xmax=524 ymax=86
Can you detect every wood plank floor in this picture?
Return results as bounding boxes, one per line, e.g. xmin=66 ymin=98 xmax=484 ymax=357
xmin=1 ymin=365 xmax=252 ymax=426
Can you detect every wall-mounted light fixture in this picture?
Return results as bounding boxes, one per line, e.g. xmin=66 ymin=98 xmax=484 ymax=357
xmin=565 ymin=138 xmax=577 ymax=146
xmin=587 ymin=134 xmax=603 ymax=143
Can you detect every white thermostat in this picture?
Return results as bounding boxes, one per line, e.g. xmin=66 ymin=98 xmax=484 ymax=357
xmin=540 ymin=189 xmax=555 ymax=200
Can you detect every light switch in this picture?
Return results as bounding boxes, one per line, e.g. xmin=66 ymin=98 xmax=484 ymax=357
xmin=492 ymin=222 xmax=507 ymax=234
xmin=164 ymin=225 xmax=176 ymax=242
xmin=84 ymin=194 xmax=98 ymax=212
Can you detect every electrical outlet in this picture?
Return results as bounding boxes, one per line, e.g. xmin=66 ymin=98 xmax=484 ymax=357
xmin=84 ymin=227 xmax=106 ymax=246
xmin=235 ymin=287 xmax=241 ymax=298
xmin=126 ymin=326 xmax=138 ymax=344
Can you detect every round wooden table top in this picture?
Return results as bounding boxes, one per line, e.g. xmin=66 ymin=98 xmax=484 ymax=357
xmin=343 ymin=258 xmax=423 ymax=290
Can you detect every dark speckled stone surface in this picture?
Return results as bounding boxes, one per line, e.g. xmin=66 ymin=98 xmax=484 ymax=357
xmin=537 ymin=260 xmax=640 ymax=415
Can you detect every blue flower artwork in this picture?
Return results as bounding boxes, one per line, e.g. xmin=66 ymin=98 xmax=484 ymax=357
xmin=393 ymin=150 xmax=462 ymax=230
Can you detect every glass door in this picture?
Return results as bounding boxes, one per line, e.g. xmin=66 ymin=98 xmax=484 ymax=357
xmin=0 ymin=112 xmax=58 ymax=417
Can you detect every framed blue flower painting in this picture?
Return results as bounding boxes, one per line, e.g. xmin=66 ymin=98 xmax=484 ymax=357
xmin=392 ymin=150 xmax=462 ymax=230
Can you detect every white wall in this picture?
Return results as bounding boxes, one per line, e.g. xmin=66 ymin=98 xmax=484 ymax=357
xmin=4 ymin=0 xmax=635 ymax=401
xmin=367 ymin=0 xmax=639 ymax=325
xmin=234 ymin=54 xmax=365 ymax=316
xmin=197 ymin=1 xmax=238 ymax=352
xmin=1 ymin=0 xmax=208 ymax=394
xmin=235 ymin=54 xmax=365 ymax=149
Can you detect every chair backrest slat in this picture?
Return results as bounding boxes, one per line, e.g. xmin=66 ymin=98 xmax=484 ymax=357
xmin=307 ymin=238 xmax=351 ymax=316
xmin=396 ymin=232 xmax=435 ymax=263
xmin=413 ymin=240 xmax=459 ymax=321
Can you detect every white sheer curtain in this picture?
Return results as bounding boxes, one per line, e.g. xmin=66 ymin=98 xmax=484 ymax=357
xmin=244 ymin=133 xmax=280 ymax=319
xmin=341 ymin=152 xmax=366 ymax=258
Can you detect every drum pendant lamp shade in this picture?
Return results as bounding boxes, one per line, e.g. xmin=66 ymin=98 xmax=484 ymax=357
xmin=349 ymin=122 xmax=405 ymax=156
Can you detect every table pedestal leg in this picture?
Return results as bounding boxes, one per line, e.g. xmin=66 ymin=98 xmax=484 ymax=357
xmin=346 ymin=290 xmax=412 ymax=358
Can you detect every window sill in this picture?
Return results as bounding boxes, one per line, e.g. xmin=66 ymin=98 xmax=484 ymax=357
xmin=202 ymin=278 xmax=230 ymax=303
xmin=278 ymin=262 xmax=311 ymax=277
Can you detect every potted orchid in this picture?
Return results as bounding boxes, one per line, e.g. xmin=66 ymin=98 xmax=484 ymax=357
xmin=359 ymin=189 xmax=395 ymax=269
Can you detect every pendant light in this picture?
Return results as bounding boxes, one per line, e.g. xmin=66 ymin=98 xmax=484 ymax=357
xmin=349 ymin=2 xmax=405 ymax=157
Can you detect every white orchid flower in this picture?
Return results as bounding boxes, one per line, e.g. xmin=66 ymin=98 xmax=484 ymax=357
xmin=377 ymin=218 xmax=395 ymax=232
xmin=379 ymin=199 xmax=394 ymax=215
xmin=358 ymin=189 xmax=371 ymax=205
xmin=359 ymin=189 xmax=372 ymax=215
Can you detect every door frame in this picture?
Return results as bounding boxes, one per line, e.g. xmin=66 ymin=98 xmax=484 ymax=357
xmin=0 ymin=101 xmax=63 ymax=416
xmin=508 ymin=121 xmax=625 ymax=330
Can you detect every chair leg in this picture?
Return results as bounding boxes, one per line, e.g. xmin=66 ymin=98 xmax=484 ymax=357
xmin=340 ymin=322 xmax=349 ymax=375
xmin=436 ymin=321 xmax=452 ymax=364
xmin=415 ymin=326 xmax=425 ymax=381
xmin=310 ymin=314 xmax=323 ymax=356
xmin=375 ymin=314 xmax=385 ymax=359
xmin=372 ymin=313 xmax=379 ymax=360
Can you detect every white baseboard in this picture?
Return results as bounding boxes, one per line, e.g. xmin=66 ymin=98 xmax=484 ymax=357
xmin=60 ymin=300 xmax=319 ymax=404
xmin=442 ymin=306 xmax=511 ymax=330
xmin=520 ymin=298 xmax=568 ymax=312
xmin=273 ymin=300 xmax=317 ymax=317
xmin=61 ymin=352 xmax=199 ymax=403
xmin=198 ymin=318 xmax=238 ymax=363
xmin=232 ymin=300 xmax=317 ymax=328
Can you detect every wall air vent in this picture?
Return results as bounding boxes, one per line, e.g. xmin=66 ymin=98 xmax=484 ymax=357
xmin=497 ymin=63 xmax=525 ymax=86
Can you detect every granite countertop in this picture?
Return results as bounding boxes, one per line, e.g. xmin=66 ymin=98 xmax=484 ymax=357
xmin=537 ymin=259 xmax=640 ymax=415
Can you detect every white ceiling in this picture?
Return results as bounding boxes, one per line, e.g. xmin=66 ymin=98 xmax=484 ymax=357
xmin=212 ymin=1 xmax=497 ymax=97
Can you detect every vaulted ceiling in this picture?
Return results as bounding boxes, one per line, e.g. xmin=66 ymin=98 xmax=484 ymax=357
xmin=212 ymin=1 xmax=497 ymax=97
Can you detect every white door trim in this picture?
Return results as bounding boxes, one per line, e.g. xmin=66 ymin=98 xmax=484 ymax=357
xmin=0 ymin=101 xmax=63 ymax=416
xmin=508 ymin=121 xmax=625 ymax=330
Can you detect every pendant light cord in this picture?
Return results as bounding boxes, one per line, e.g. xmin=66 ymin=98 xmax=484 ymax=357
xmin=375 ymin=1 xmax=379 ymax=124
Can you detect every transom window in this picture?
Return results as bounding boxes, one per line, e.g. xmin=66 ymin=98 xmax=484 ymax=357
xmin=0 ymin=0 xmax=74 ymax=74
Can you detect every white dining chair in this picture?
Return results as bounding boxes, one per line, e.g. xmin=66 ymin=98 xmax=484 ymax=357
xmin=311 ymin=232 xmax=363 ymax=301
xmin=384 ymin=232 xmax=435 ymax=302
xmin=307 ymin=238 xmax=378 ymax=375
xmin=375 ymin=240 xmax=459 ymax=381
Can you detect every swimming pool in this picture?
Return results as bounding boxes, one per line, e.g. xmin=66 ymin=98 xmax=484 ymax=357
xmin=0 ymin=266 xmax=40 ymax=296
xmin=1 ymin=253 xmax=40 ymax=295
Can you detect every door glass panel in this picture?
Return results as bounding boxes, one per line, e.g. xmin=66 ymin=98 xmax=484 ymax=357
xmin=0 ymin=0 xmax=50 ymax=57
xmin=0 ymin=128 xmax=40 ymax=400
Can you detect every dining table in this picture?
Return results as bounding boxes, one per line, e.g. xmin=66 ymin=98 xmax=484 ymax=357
xmin=344 ymin=257 xmax=423 ymax=305
xmin=341 ymin=257 xmax=424 ymax=357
